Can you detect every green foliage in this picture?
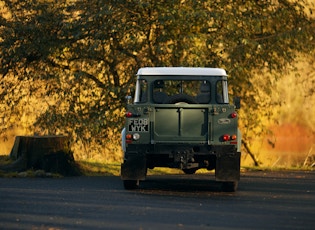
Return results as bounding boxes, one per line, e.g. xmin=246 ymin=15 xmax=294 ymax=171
xmin=0 ymin=0 xmax=314 ymax=161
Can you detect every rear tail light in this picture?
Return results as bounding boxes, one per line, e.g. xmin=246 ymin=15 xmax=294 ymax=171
xmin=126 ymin=134 xmax=133 ymax=144
xmin=126 ymin=133 xmax=141 ymax=144
xmin=222 ymin=134 xmax=237 ymax=144
xmin=230 ymin=112 xmax=237 ymax=118
xmin=125 ymin=112 xmax=140 ymax=118
xmin=222 ymin=134 xmax=230 ymax=141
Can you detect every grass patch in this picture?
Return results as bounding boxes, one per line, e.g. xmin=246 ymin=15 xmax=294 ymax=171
xmin=77 ymin=161 xmax=218 ymax=176
xmin=147 ymin=167 xmax=183 ymax=175
xmin=0 ymin=167 xmax=62 ymax=178
xmin=241 ymin=165 xmax=314 ymax=172
xmin=1 ymin=156 xmax=313 ymax=178
xmin=77 ymin=161 xmax=188 ymax=176
xmin=77 ymin=160 xmax=121 ymax=176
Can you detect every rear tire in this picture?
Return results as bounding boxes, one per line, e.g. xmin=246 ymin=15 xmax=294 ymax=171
xmin=123 ymin=180 xmax=139 ymax=190
xmin=221 ymin=181 xmax=238 ymax=192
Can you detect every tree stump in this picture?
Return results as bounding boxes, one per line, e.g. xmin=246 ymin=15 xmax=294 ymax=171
xmin=0 ymin=136 xmax=80 ymax=176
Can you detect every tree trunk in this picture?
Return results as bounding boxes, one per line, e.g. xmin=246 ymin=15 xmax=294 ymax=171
xmin=242 ymin=140 xmax=260 ymax=167
xmin=0 ymin=136 xmax=80 ymax=176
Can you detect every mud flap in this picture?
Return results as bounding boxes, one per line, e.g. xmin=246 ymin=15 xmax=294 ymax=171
xmin=121 ymin=155 xmax=146 ymax=180
xmin=215 ymin=152 xmax=240 ymax=182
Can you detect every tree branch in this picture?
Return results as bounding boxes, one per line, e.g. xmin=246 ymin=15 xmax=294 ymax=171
xmin=242 ymin=140 xmax=260 ymax=166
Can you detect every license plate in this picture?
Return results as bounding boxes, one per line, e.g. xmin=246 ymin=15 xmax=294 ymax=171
xmin=128 ymin=118 xmax=149 ymax=132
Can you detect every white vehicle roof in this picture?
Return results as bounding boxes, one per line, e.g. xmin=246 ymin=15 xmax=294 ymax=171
xmin=137 ymin=67 xmax=227 ymax=76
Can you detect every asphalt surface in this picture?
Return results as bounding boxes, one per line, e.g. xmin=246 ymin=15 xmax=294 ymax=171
xmin=0 ymin=170 xmax=314 ymax=230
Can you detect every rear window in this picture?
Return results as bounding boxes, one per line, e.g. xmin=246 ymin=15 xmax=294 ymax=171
xmin=153 ymin=80 xmax=211 ymax=104
xmin=216 ymin=80 xmax=229 ymax=104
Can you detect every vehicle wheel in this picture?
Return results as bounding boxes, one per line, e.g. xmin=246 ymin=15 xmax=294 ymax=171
xmin=123 ymin=180 xmax=139 ymax=190
xmin=182 ymin=168 xmax=197 ymax=174
xmin=165 ymin=94 xmax=198 ymax=104
xmin=221 ymin=181 xmax=238 ymax=192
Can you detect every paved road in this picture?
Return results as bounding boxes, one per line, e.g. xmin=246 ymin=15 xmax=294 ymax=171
xmin=0 ymin=170 xmax=314 ymax=230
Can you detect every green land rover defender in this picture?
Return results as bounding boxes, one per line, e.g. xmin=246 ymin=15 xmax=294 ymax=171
xmin=121 ymin=67 xmax=241 ymax=191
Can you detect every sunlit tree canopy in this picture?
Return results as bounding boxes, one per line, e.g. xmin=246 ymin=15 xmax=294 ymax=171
xmin=0 ymin=0 xmax=314 ymax=162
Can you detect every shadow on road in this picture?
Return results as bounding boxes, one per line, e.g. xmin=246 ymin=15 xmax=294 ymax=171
xmin=137 ymin=174 xmax=237 ymax=197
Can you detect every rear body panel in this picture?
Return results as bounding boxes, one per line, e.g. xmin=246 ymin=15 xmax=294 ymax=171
xmin=154 ymin=106 xmax=208 ymax=142
xmin=121 ymin=67 xmax=241 ymax=188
